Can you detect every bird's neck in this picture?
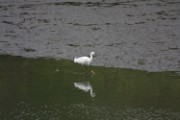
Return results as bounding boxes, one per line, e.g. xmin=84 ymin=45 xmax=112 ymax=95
xmin=90 ymin=54 xmax=93 ymax=60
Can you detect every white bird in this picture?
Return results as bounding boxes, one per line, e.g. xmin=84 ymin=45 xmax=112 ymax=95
xmin=74 ymin=81 xmax=96 ymax=97
xmin=74 ymin=52 xmax=95 ymax=66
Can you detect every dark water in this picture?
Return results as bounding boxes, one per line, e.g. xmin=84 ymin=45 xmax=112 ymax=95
xmin=0 ymin=0 xmax=180 ymax=71
xmin=0 ymin=55 xmax=180 ymax=119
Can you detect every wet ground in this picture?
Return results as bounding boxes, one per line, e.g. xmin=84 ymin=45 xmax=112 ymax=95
xmin=0 ymin=0 xmax=180 ymax=71
xmin=0 ymin=55 xmax=180 ymax=120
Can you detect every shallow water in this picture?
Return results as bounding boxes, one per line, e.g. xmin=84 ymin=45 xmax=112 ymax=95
xmin=0 ymin=55 xmax=180 ymax=119
xmin=0 ymin=0 xmax=180 ymax=71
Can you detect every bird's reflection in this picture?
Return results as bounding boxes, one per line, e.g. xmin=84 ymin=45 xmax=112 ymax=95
xmin=74 ymin=81 xmax=96 ymax=97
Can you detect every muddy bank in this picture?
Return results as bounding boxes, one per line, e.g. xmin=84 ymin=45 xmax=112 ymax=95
xmin=0 ymin=0 xmax=180 ymax=71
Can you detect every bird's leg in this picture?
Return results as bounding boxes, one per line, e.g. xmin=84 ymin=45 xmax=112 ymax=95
xmin=82 ymin=66 xmax=88 ymax=78
xmin=85 ymin=66 xmax=90 ymax=74
xmin=86 ymin=66 xmax=88 ymax=74
xmin=82 ymin=65 xmax=84 ymax=73
xmin=82 ymin=65 xmax=87 ymax=74
xmin=84 ymin=70 xmax=87 ymax=80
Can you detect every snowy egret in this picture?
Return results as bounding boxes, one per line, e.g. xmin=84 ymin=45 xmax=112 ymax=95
xmin=74 ymin=52 xmax=95 ymax=75
xmin=74 ymin=52 xmax=95 ymax=66
xmin=74 ymin=81 xmax=96 ymax=97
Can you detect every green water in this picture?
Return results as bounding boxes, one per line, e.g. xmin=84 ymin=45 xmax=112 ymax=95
xmin=0 ymin=55 xmax=180 ymax=120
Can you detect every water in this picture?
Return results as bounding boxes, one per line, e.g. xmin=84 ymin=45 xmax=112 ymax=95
xmin=0 ymin=0 xmax=180 ymax=71
xmin=0 ymin=0 xmax=180 ymax=119
xmin=0 ymin=55 xmax=180 ymax=119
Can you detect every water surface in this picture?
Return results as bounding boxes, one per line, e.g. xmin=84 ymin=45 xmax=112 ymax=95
xmin=0 ymin=55 xmax=180 ymax=119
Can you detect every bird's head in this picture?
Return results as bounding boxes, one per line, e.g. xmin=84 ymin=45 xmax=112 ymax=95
xmin=90 ymin=51 xmax=95 ymax=56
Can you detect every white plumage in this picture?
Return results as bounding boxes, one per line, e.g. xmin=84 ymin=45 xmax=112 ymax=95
xmin=74 ymin=52 xmax=95 ymax=65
